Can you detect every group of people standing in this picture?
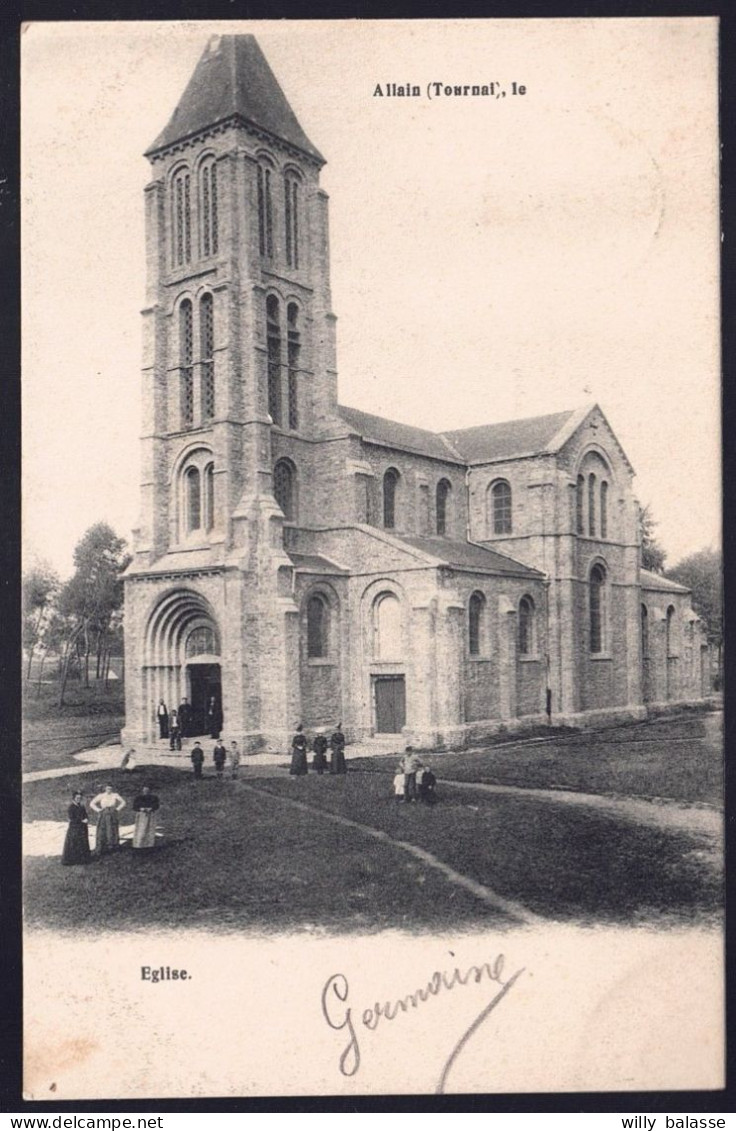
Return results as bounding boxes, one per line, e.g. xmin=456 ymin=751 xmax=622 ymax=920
xmin=393 ymin=749 xmax=437 ymax=804
xmin=189 ymin=739 xmax=241 ymax=779
xmin=61 ymin=784 xmax=161 ymax=865
xmin=290 ymin=724 xmax=346 ymax=777
xmin=156 ymin=696 xmax=223 ymax=749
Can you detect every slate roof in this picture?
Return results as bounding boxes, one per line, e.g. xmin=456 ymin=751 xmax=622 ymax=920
xmin=289 ymin=553 xmax=348 ymax=575
xmin=338 ymin=405 xmax=462 ymax=463
xmin=443 ymin=410 xmax=576 ymax=464
xmin=640 ymin=569 xmax=690 ymax=594
xmin=147 ymin=35 xmax=324 ymax=162
xmin=398 ymin=535 xmax=543 ymax=578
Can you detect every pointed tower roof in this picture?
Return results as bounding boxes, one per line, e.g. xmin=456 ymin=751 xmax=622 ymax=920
xmin=146 ymin=34 xmax=324 ymax=163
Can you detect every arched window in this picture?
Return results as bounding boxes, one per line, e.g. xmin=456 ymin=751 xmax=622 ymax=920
xmin=186 ymin=466 xmax=201 ymax=532
xmin=374 ymin=592 xmax=402 ymax=660
xmin=266 ymin=295 xmax=282 ymax=425
xmin=666 ymin=605 xmax=676 ymax=657
xmin=257 ymin=161 xmax=274 ymax=258
xmin=186 ymin=625 xmax=219 ymax=657
xmin=200 ymin=293 xmax=215 ymax=422
xmin=172 ymin=167 xmax=191 ymax=267
xmin=588 ymin=474 xmax=597 ymax=536
xmin=600 ymin=481 xmax=608 ymax=539
xmin=641 ymin=603 xmax=649 ymax=659
xmin=274 ymin=459 xmax=295 ymax=522
xmin=307 ymin=594 xmax=328 ymax=658
xmin=204 ymin=462 xmax=215 ymax=532
xmin=179 ymin=300 xmax=194 ymax=428
xmin=589 ymin=563 xmax=606 ymax=654
xmin=436 ymin=479 xmax=451 ymax=536
xmin=287 ymin=303 xmax=300 ymax=431
xmin=576 ymin=474 xmax=585 ymax=534
xmin=200 ymin=158 xmax=218 ymax=258
xmin=178 ymin=449 xmax=214 ymax=542
xmin=284 ymin=170 xmax=300 ymax=269
xmin=468 ymin=591 xmax=486 ymax=656
xmin=491 ymin=480 xmax=512 ymax=535
xmin=518 ymin=596 xmax=535 ymax=656
xmin=383 ymin=469 xmax=400 ymax=529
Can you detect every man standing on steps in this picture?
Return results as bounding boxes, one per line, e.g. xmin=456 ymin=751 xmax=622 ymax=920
xmin=156 ymin=698 xmax=169 ymax=740
xmin=190 ymin=741 xmax=205 ymax=780
xmin=179 ymin=696 xmax=192 ymax=739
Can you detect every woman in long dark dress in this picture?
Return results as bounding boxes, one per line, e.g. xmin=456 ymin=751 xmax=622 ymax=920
xmin=290 ymin=724 xmax=308 ymax=776
xmin=61 ymin=791 xmax=92 ymax=865
xmin=329 ymin=723 xmax=347 ymax=775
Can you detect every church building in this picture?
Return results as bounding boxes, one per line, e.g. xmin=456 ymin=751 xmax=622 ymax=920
xmin=122 ymin=35 xmax=709 ymax=751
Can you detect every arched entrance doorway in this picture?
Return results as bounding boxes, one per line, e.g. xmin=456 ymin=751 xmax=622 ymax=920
xmin=144 ymin=589 xmax=223 ymax=741
xmin=185 ymin=625 xmax=222 ymax=736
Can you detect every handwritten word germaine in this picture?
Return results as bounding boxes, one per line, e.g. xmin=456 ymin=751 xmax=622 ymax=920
xmin=321 ymin=953 xmax=525 ymax=1091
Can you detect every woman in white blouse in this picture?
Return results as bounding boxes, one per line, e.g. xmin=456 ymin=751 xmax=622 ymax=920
xmin=89 ymin=784 xmax=126 ymax=855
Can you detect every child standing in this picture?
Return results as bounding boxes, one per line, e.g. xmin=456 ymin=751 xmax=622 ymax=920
xmin=393 ymin=765 xmax=406 ymax=803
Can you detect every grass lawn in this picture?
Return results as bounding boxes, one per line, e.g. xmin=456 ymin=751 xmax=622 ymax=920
xmin=352 ymin=712 xmax=723 ymax=807
xmin=23 ymin=768 xmax=503 ymax=935
xmin=24 ymin=757 xmax=722 ymax=934
xmin=23 ymin=683 xmax=125 ymax=773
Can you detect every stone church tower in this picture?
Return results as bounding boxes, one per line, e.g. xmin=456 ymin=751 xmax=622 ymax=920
xmin=124 ymin=35 xmax=343 ymax=750
xmin=123 ymin=34 xmax=709 ymax=753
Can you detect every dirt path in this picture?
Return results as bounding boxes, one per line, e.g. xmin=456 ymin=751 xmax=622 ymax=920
xmin=442 ymin=778 xmax=722 ymax=838
xmin=239 ymin=782 xmax=546 ymax=927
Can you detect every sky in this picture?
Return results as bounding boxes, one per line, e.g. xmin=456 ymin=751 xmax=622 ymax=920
xmin=21 ymin=18 xmax=720 ymax=578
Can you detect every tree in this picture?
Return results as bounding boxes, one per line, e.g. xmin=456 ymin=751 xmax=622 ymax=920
xmin=56 ymin=523 xmax=131 ymax=705
xmin=667 ymin=546 xmax=722 ymax=641
xmin=667 ymin=546 xmax=722 ymax=690
xmin=22 ymin=561 xmax=60 ymax=681
xmin=639 ymin=503 xmax=667 ymax=574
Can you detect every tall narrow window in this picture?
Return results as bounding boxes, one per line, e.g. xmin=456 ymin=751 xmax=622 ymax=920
xmin=307 ymin=594 xmax=328 ymax=658
xmin=266 ymin=296 xmax=282 ymax=425
xmin=641 ymin=604 xmax=649 ymax=659
xmin=200 ymin=159 xmax=218 ymax=258
xmin=374 ymin=593 xmax=402 ymax=660
xmin=172 ymin=169 xmax=191 ymax=267
xmin=600 ymin=481 xmax=608 ymax=539
xmin=436 ymin=479 xmax=451 ymax=536
xmin=186 ymin=466 xmax=201 ymax=532
xmin=666 ymin=605 xmax=676 ymax=657
xmin=588 ymin=474 xmax=597 ymax=536
xmin=200 ymin=293 xmax=215 ymax=422
xmin=257 ymin=165 xmax=265 ymax=256
xmin=383 ymin=469 xmax=399 ymax=529
xmin=180 ymin=300 xmax=194 ymax=428
xmin=284 ymin=172 xmax=299 ymax=268
xmin=287 ymin=303 xmax=300 ymax=430
xmin=491 ymin=480 xmax=512 ymax=535
xmin=518 ymin=596 xmax=535 ymax=655
xmin=204 ymin=462 xmax=215 ymax=532
xmin=257 ymin=163 xmax=274 ymax=258
xmin=576 ymin=474 xmax=585 ymax=534
xmin=273 ymin=459 xmax=295 ymax=522
xmin=468 ymin=591 xmax=485 ymax=656
xmin=589 ymin=563 xmax=606 ymax=654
